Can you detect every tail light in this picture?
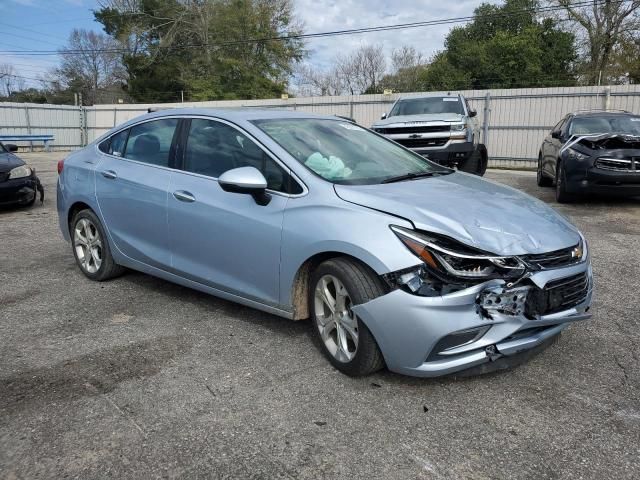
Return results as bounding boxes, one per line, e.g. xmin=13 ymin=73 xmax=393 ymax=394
xmin=57 ymin=159 xmax=64 ymax=175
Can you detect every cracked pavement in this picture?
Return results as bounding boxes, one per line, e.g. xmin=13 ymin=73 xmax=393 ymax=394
xmin=1 ymin=153 xmax=639 ymax=479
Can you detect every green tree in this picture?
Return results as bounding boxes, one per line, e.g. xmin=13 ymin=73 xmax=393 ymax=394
xmin=549 ymin=0 xmax=640 ymax=84
xmin=419 ymin=0 xmax=577 ymax=90
xmin=95 ymin=0 xmax=305 ymax=102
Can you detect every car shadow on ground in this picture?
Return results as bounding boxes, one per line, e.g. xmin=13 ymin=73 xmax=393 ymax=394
xmin=116 ymin=270 xmax=312 ymax=338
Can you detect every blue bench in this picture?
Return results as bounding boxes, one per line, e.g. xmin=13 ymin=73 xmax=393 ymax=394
xmin=0 ymin=134 xmax=55 ymax=152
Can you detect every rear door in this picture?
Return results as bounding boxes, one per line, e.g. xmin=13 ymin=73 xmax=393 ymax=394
xmin=95 ymin=117 xmax=180 ymax=269
xmin=167 ymin=117 xmax=301 ymax=306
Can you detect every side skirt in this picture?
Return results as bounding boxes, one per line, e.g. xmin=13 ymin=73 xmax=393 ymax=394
xmin=116 ymin=254 xmax=294 ymax=320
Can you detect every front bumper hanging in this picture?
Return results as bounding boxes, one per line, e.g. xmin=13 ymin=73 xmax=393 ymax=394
xmin=352 ymin=261 xmax=593 ymax=378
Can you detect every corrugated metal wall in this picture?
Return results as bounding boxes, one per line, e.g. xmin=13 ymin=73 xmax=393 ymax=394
xmin=2 ymin=85 xmax=640 ymax=168
xmin=0 ymin=102 xmax=83 ymax=150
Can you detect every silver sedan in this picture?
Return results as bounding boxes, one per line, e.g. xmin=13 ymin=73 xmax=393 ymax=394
xmin=56 ymin=109 xmax=593 ymax=377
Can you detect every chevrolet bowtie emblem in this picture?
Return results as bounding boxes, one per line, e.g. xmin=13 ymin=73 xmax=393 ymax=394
xmin=571 ymin=245 xmax=583 ymax=259
xmin=408 ymin=134 xmax=422 ymax=139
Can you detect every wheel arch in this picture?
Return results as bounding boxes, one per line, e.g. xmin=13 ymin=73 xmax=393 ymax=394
xmin=67 ymin=201 xmax=94 ymax=232
xmin=289 ymin=251 xmax=388 ymax=320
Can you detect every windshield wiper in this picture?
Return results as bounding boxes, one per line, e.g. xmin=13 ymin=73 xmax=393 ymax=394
xmin=382 ymin=171 xmax=447 ymax=184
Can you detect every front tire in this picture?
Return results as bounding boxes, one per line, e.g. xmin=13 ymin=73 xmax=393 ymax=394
xmin=71 ymin=209 xmax=124 ymax=281
xmin=458 ymin=147 xmax=483 ymax=175
xmin=537 ymin=154 xmax=552 ymax=187
xmin=309 ymin=258 xmax=386 ymax=376
xmin=555 ymin=161 xmax=576 ymax=203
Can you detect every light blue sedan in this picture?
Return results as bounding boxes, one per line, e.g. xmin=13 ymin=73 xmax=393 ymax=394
xmin=57 ymin=109 xmax=593 ymax=377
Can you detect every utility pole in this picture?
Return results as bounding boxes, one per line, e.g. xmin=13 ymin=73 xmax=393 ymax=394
xmin=181 ymin=90 xmax=184 ymax=103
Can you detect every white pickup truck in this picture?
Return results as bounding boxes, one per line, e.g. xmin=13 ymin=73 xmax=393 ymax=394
xmin=371 ymin=93 xmax=488 ymax=175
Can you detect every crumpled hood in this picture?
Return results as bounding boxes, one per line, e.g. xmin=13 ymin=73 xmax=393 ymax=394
xmin=334 ymin=173 xmax=581 ymax=255
xmin=0 ymin=152 xmax=24 ymax=173
xmin=372 ymin=113 xmax=464 ymax=127
xmin=567 ymin=132 xmax=640 ymax=153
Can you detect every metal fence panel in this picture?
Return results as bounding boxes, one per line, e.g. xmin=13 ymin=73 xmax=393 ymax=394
xmin=2 ymin=85 xmax=640 ymax=168
xmin=0 ymin=102 xmax=81 ymax=150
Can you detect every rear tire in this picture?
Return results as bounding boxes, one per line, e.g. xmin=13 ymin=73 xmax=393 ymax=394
xmin=537 ymin=154 xmax=552 ymax=187
xmin=555 ymin=161 xmax=576 ymax=203
xmin=71 ymin=209 xmax=125 ymax=281
xmin=309 ymin=258 xmax=386 ymax=376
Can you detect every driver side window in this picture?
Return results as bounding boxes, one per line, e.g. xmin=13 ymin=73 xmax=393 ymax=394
xmin=552 ymin=117 xmax=567 ymax=137
xmin=183 ymin=119 xmax=302 ymax=194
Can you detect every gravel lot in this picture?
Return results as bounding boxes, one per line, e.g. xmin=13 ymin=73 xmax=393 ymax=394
xmin=1 ymin=152 xmax=639 ymax=479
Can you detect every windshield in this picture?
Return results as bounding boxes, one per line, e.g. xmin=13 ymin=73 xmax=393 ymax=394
xmin=569 ymin=115 xmax=640 ymax=136
xmin=389 ymin=97 xmax=464 ymax=117
xmin=252 ymin=118 xmax=449 ymax=185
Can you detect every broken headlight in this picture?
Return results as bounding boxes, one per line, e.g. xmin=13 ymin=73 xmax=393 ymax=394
xmin=564 ymin=148 xmax=589 ymax=162
xmin=388 ymin=226 xmax=526 ymax=295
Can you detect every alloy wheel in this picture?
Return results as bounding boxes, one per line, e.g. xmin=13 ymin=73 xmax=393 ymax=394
xmin=313 ymin=274 xmax=359 ymax=363
xmin=74 ymin=218 xmax=103 ymax=274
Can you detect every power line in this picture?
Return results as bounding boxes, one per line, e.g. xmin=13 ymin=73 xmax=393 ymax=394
xmin=0 ymin=0 xmax=627 ymax=56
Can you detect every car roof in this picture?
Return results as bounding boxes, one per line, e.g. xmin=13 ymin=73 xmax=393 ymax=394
xmin=140 ymin=107 xmax=335 ymax=123
xmin=570 ymin=111 xmax=636 ymax=118
xmin=397 ymin=93 xmax=461 ymax=101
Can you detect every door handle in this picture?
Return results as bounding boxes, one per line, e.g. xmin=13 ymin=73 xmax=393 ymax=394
xmin=173 ymin=190 xmax=196 ymax=203
xmin=101 ymin=170 xmax=117 ymax=179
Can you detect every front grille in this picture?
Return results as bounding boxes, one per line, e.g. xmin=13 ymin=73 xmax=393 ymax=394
xmin=523 ymin=245 xmax=581 ymax=270
xmin=544 ymin=272 xmax=590 ymax=313
xmin=0 ymin=172 xmax=9 ymax=183
xmin=595 ymin=157 xmax=638 ymax=172
xmin=377 ymin=125 xmax=450 ymax=135
xmin=395 ymin=138 xmax=448 ymax=148
xmin=526 ymin=272 xmax=589 ymax=316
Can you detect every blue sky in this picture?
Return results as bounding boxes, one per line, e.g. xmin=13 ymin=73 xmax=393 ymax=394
xmin=1 ymin=0 xmax=497 ymax=88
xmin=1 ymin=0 xmax=100 ymax=85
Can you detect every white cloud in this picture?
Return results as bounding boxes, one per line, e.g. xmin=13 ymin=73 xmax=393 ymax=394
xmin=294 ymin=0 xmax=498 ymax=70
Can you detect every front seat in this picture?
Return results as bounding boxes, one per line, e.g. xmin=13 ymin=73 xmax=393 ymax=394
xmin=186 ymin=125 xmax=236 ymax=177
xmin=130 ymin=134 xmax=161 ymax=164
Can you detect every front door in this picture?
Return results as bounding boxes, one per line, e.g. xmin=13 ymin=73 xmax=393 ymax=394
xmin=168 ymin=118 xmax=297 ymax=306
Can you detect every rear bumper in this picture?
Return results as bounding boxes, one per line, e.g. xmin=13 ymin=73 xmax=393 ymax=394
xmin=0 ymin=175 xmax=38 ymax=206
xmin=352 ymin=260 xmax=593 ymax=378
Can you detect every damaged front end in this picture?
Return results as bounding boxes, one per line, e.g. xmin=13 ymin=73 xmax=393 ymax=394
xmin=559 ymin=132 xmax=640 ymax=196
xmin=351 ymin=226 xmax=593 ymax=377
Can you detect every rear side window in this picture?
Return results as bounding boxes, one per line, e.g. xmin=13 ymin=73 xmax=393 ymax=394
xmin=183 ymin=118 xmax=302 ymax=194
xmin=99 ymin=129 xmax=129 ymax=156
xmin=124 ymin=118 xmax=179 ymax=167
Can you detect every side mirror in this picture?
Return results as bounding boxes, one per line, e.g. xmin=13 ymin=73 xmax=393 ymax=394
xmin=551 ymin=131 xmax=561 ymax=139
xmin=469 ymin=109 xmax=477 ymax=118
xmin=218 ymin=166 xmax=271 ymax=206
xmin=381 ymin=113 xmax=387 ymax=120
xmin=5 ymin=144 xmax=18 ymax=152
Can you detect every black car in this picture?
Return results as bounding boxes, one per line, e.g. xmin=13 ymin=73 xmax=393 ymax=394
xmin=0 ymin=142 xmax=44 ymax=207
xmin=537 ymin=110 xmax=640 ymax=202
